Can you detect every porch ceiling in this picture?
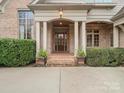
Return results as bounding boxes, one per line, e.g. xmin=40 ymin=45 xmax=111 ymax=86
xmin=52 ymin=20 xmax=73 ymax=27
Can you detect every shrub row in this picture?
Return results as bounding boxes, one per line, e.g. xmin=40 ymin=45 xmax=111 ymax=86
xmin=86 ymin=48 xmax=124 ymax=67
xmin=0 ymin=39 xmax=36 ymax=67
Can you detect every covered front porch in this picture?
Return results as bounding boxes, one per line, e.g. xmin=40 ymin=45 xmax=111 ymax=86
xmin=35 ymin=19 xmax=87 ymax=56
xmin=34 ymin=19 xmax=115 ymax=54
xmin=28 ymin=1 xmax=118 ymax=57
xmin=28 ymin=0 xmax=120 ymax=66
xmin=35 ymin=19 xmax=115 ymax=66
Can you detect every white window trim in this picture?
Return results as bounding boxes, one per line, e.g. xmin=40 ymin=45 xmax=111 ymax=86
xmin=18 ymin=9 xmax=34 ymax=39
xmin=87 ymin=29 xmax=100 ymax=48
xmin=0 ymin=0 xmax=11 ymax=14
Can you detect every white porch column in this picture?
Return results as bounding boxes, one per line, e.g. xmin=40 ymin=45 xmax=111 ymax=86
xmin=74 ymin=21 xmax=79 ymax=56
xmin=43 ymin=21 xmax=47 ymax=50
xmin=36 ymin=21 xmax=40 ymax=53
xmin=113 ymin=26 xmax=119 ymax=48
xmin=31 ymin=26 xmax=34 ymax=40
xmin=81 ymin=21 xmax=86 ymax=53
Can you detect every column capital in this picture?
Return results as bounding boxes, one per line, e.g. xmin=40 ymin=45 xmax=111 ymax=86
xmin=74 ymin=21 xmax=79 ymax=23
xmin=81 ymin=21 xmax=86 ymax=23
xmin=35 ymin=21 xmax=40 ymax=23
xmin=40 ymin=21 xmax=47 ymax=22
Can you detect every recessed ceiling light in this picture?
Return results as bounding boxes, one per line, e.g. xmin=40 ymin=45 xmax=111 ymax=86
xmin=60 ymin=22 xmax=62 ymax=25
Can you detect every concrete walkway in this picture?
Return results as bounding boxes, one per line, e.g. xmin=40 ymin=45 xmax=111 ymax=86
xmin=0 ymin=67 xmax=124 ymax=93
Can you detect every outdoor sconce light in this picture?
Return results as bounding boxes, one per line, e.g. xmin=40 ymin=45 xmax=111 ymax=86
xmin=59 ymin=8 xmax=63 ymax=18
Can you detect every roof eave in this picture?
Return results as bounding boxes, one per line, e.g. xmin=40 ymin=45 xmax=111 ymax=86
xmin=111 ymin=13 xmax=124 ymax=21
xmin=28 ymin=3 xmax=116 ymax=10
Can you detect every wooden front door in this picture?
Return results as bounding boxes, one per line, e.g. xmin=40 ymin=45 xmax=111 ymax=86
xmin=53 ymin=30 xmax=69 ymax=52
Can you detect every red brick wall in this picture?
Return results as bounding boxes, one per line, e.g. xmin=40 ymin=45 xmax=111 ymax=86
xmin=0 ymin=0 xmax=30 ymax=38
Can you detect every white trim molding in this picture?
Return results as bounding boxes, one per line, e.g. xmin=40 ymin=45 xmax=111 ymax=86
xmin=0 ymin=0 xmax=10 ymax=13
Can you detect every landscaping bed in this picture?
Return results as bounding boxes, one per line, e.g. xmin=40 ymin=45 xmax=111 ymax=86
xmin=0 ymin=39 xmax=36 ymax=67
xmin=86 ymin=48 xmax=124 ymax=67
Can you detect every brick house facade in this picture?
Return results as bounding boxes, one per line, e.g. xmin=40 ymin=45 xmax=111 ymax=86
xmin=0 ymin=0 xmax=124 ymax=56
xmin=0 ymin=0 xmax=30 ymax=38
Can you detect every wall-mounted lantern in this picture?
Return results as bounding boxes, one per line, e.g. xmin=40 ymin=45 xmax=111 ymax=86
xmin=59 ymin=8 xmax=63 ymax=18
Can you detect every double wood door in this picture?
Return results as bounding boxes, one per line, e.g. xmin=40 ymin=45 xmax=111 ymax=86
xmin=53 ymin=30 xmax=69 ymax=52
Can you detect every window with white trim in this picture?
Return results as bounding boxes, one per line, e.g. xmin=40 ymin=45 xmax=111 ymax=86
xmin=87 ymin=29 xmax=100 ymax=47
xmin=18 ymin=10 xmax=34 ymax=39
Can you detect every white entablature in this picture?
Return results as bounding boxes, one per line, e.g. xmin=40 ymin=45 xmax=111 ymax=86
xmin=29 ymin=0 xmax=116 ymax=22
xmin=44 ymin=0 xmax=84 ymax=3
xmin=31 ymin=0 xmax=117 ymax=4
xmin=34 ymin=10 xmax=87 ymax=22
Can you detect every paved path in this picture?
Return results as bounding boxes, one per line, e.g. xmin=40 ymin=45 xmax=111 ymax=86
xmin=0 ymin=67 xmax=124 ymax=93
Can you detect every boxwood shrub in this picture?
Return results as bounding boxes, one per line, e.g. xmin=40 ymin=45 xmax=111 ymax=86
xmin=86 ymin=48 xmax=124 ymax=67
xmin=0 ymin=39 xmax=36 ymax=67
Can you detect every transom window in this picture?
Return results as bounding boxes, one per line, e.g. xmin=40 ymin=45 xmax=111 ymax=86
xmin=18 ymin=10 xmax=34 ymax=39
xmin=87 ymin=29 xmax=100 ymax=47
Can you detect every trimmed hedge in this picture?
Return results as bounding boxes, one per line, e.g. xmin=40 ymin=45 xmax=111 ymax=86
xmin=86 ymin=48 xmax=124 ymax=67
xmin=0 ymin=39 xmax=36 ymax=67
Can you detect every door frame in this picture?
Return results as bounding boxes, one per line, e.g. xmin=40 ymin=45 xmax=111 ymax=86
xmin=52 ymin=27 xmax=70 ymax=53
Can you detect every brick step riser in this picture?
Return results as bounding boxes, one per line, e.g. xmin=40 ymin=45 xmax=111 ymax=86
xmin=48 ymin=57 xmax=75 ymax=59
xmin=48 ymin=58 xmax=75 ymax=60
xmin=47 ymin=54 xmax=76 ymax=66
xmin=48 ymin=59 xmax=75 ymax=61
xmin=46 ymin=64 xmax=76 ymax=67
xmin=47 ymin=58 xmax=76 ymax=64
xmin=47 ymin=61 xmax=75 ymax=63
xmin=48 ymin=56 xmax=75 ymax=63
